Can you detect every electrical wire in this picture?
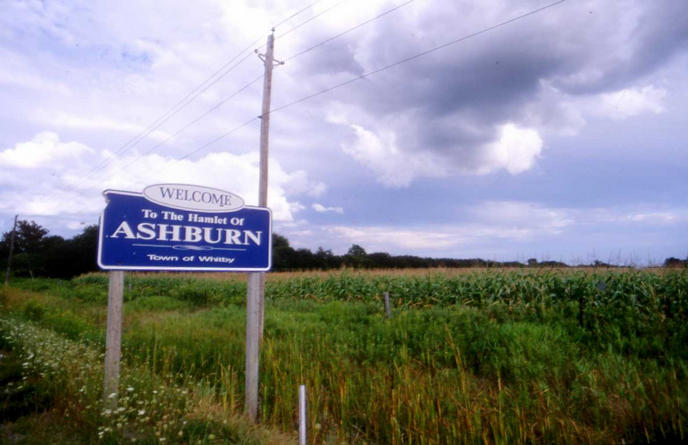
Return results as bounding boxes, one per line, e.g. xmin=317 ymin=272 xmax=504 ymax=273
xmin=147 ymin=74 xmax=264 ymax=154
xmin=113 ymin=74 xmax=264 ymax=173
xmin=285 ymin=0 xmax=415 ymax=62
xmin=121 ymin=0 xmax=416 ymax=164
xmin=270 ymin=0 xmax=566 ymax=115
xmin=93 ymin=1 xmax=364 ymax=174
xmin=272 ymin=0 xmax=326 ymax=29
xmin=126 ymin=0 xmax=413 ymax=166
xmin=276 ymin=0 xmax=350 ymax=39
xmin=88 ymin=0 xmax=323 ymax=177
xmin=113 ymin=0 xmax=566 ymax=162
xmin=90 ymin=50 xmax=256 ymax=172
xmin=178 ymin=117 xmax=260 ymax=161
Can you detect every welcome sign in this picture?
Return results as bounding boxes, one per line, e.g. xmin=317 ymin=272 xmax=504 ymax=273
xmin=97 ymin=184 xmax=272 ymax=271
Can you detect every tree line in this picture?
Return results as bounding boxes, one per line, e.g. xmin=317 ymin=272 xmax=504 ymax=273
xmin=1 ymin=220 xmax=685 ymax=279
xmin=270 ymin=234 xmax=568 ymax=271
xmin=1 ymin=221 xmax=99 ymax=279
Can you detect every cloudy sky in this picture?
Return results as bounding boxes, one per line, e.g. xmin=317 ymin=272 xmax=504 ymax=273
xmin=1 ymin=0 xmax=686 ymax=265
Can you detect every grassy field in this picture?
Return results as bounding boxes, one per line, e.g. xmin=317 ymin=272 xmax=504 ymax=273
xmin=1 ymin=267 xmax=687 ymax=444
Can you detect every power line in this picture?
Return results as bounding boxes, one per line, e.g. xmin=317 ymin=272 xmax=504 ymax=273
xmin=89 ymin=115 xmax=258 ymax=172
xmin=86 ymin=48 xmax=257 ymax=177
xmin=270 ymin=0 xmax=566 ymax=115
xmin=120 ymin=0 xmax=414 ymax=168
xmin=90 ymin=50 xmax=256 ymax=173
xmin=272 ymin=0 xmax=326 ymax=29
xmin=112 ymin=74 xmax=264 ymax=173
xmin=120 ymin=0 xmax=415 ymax=164
xmin=284 ymin=0 xmax=415 ymax=62
xmin=125 ymin=0 xmax=412 ymax=166
xmin=179 ymin=117 xmax=260 ymax=161
xmin=129 ymin=0 xmax=565 ymax=162
xmin=180 ymin=0 xmax=326 ymax=106
xmin=91 ymin=3 xmax=350 ymax=176
xmin=89 ymin=0 xmax=323 ymax=176
xmin=276 ymin=0 xmax=350 ymax=39
xmin=147 ymin=0 xmax=327 ymax=141
xmin=147 ymin=74 xmax=264 ymax=153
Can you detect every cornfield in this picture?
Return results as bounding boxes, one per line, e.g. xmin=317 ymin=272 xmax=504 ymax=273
xmin=2 ymin=267 xmax=687 ymax=444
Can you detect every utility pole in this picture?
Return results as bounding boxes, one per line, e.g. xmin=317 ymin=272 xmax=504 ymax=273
xmin=4 ymin=215 xmax=18 ymax=286
xmin=246 ymin=31 xmax=281 ymax=422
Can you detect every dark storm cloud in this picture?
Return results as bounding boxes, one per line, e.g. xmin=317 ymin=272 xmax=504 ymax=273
xmin=553 ymin=1 xmax=688 ymax=94
xmin=290 ymin=0 xmax=688 ymax=177
xmin=288 ymin=32 xmax=364 ymax=76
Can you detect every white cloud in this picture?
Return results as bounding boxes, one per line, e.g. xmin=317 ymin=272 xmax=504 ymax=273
xmin=340 ymin=123 xmax=448 ymax=187
xmin=326 ymin=222 xmax=553 ymax=254
xmin=312 ymin=203 xmax=343 ymax=214
xmin=599 ymin=85 xmax=666 ymax=119
xmin=331 ymin=102 xmax=544 ymax=184
xmin=625 ymin=211 xmax=683 ymax=225
xmin=0 ymin=132 xmax=92 ymax=168
xmin=476 ymin=124 xmax=543 ymax=175
xmin=329 ymin=226 xmax=462 ymax=251
xmin=471 ymin=201 xmax=572 ymax=233
xmin=274 ymin=169 xmax=326 ymax=198
xmin=284 ymin=202 xmax=688 ymax=258
xmin=323 ymin=201 xmax=576 ymax=253
xmin=340 ymin=120 xmax=544 ymax=183
xmin=471 ymin=202 xmax=688 ymax=232
xmin=47 ymin=112 xmax=169 ymax=141
xmin=590 ymin=208 xmax=688 ymax=226
xmin=0 ymin=49 xmax=71 ymax=94
xmin=0 ymin=132 xmax=318 ymax=229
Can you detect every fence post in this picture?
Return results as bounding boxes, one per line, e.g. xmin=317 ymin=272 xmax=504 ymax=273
xmin=299 ymin=384 xmax=307 ymax=445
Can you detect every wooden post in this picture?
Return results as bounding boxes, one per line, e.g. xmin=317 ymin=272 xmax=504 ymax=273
xmin=4 ymin=215 xmax=18 ymax=286
xmin=299 ymin=384 xmax=307 ymax=445
xmin=103 ymin=270 xmax=124 ymax=409
xmin=384 ymin=291 xmax=392 ymax=318
xmin=245 ymin=31 xmax=277 ymax=421
xmin=245 ymin=272 xmax=262 ymax=420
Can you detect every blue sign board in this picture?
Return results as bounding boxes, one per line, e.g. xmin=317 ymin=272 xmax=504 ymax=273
xmin=98 ymin=185 xmax=272 ymax=271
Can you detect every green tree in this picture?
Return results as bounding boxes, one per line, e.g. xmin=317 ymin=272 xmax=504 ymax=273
xmin=1 ymin=220 xmax=51 ymax=278
xmin=272 ymin=233 xmax=296 ymax=271
xmin=344 ymin=244 xmax=370 ymax=268
xmin=315 ymin=247 xmax=340 ymax=269
xmin=1 ymin=222 xmax=100 ymax=279
xmin=45 ymin=225 xmax=99 ymax=278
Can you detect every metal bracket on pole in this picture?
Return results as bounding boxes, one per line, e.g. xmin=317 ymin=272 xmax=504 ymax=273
xmin=256 ymin=53 xmax=285 ymax=68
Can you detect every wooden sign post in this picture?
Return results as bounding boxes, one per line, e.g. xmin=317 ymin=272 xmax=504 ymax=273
xmin=103 ymin=270 xmax=124 ymax=409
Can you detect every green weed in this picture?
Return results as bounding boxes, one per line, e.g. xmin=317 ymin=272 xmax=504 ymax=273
xmin=3 ymin=268 xmax=687 ymax=444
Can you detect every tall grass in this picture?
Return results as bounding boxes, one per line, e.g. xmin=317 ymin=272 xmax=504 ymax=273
xmin=4 ymin=268 xmax=688 ymax=444
xmin=0 ymin=310 xmax=295 ymax=444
